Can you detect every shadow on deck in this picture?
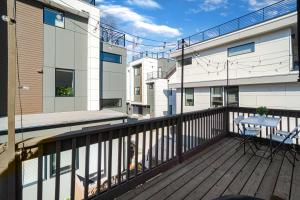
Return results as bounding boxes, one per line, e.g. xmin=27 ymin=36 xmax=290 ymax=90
xmin=118 ymin=137 xmax=300 ymax=200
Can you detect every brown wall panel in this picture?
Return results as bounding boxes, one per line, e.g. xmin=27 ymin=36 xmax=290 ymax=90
xmin=15 ymin=0 xmax=43 ymax=115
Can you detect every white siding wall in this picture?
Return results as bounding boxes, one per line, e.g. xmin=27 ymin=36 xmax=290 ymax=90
xmin=175 ymin=28 xmax=294 ymax=85
xmin=153 ymin=79 xmax=169 ymax=117
xmin=240 ymin=83 xmax=300 ymax=110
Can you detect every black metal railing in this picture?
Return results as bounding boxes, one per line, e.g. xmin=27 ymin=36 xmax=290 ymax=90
xmin=101 ymin=25 xmax=125 ymax=47
xmin=147 ymin=71 xmax=167 ymax=80
xmin=178 ymin=0 xmax=296 ymax=49
xmin=132 ymin=51 xmax=169 ymax=62
xmin=15 ymin=107 xmax=227 ymax=200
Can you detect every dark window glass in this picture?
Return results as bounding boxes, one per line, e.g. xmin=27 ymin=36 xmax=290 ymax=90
xmin=210 ymin=87 xmax=223 ymax=107
xmin=228 ymin=42 xmax=255 ymax=57
xmin=55 ymin=69 xmax=75 ymax=97
xmin=101 ymin=52 xmax=122 ymax=64
xmin=185 ymin=88 xmax=194 ymax=106
xmin=101 ymin=99 xmax=122 ymax=108
xmin=179 ymin=57 xmax=192 ymax=66
xmin=43 ymin=7 xmax=64 ymax=28
xmin=135 ymin=87 xmax=140 ymax=95
xmin=226 ymin=87 xmax=239 ymax=107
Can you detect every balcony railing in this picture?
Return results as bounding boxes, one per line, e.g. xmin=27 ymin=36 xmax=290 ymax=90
xmin=132 ymin=51 xmax=169 ymax=62
xmin=82 ymin=0 xmax=95 ymax=6
xmin=147 ymin=71 xmax=167 ymax=80
xmin=13 ymin=106 xmax=300 ymax=199
xmin=178 ymin=0 xmax=297 ymax=49
xmin=101 ymin=25 xmax=126 ymax=47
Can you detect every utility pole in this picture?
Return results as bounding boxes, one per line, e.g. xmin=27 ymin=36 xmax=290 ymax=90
xmin=180 ymin=39 xmax=185 ymax=115
xmin=5 ymin=0 xmax=16 ymax=199
xmin=226 ymin=60 xmax=229 ymax=107
xmin=297 ymin=0 xmax=300 ymax=82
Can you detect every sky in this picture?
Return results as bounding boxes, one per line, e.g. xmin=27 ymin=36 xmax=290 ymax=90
xmin=95 ymin=0 xmax=281 ymax=55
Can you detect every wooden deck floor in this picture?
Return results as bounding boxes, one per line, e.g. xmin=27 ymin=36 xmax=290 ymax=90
xmin=118 ymin=137 xmax=300 ymax=200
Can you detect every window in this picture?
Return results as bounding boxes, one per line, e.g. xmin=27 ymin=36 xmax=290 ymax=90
xmin=228 ymin=42 xmax=255 ymax=57
xmin=50 ymin=150 xmax=79 ymax=177
xmin=226 ymin=87 xmax=239 ymax=107
xmin=210 ymin=87 xmax=223 ymax=107
xmin=43 ymin=7 xmax=64 ymax=28
xmin=101 ymin=52 xmax=122 ymax=64
xmin=168 ymin=105 xmax=173 ymax=115
xmin=179 ymin=57 xmax=192 ymax=66
xmin=101 ymin=98 xmax=122 ymax=108
xmin=55 ymin=69 xmax=75 ymax=97
xmin=135 ymin=87 xmax=140 ymax=95
xmin=134 ymin=67 xmax=141 ymax=76
xmin=185 ymin=88 xmax=194 ymax=106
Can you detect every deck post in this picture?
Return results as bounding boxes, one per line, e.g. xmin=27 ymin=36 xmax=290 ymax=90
xmin=297 ymin=0 xmax=300 ymax=82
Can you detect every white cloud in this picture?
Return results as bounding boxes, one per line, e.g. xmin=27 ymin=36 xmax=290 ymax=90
xmin=99 ymin=5 xmax=181 ymax=37
xmin=188 ymin=0 xmax=228 ymax=14
xmin=247 ymin=0 xmax=279 ymax=10
xmin=127 ymin=0 xmax=161 ymax=9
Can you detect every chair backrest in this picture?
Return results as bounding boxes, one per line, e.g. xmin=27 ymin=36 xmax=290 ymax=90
xmin=289 ymin=124 xmax=300 ymax=139
xmin=234 ymin=116 xmax=245 ymax=134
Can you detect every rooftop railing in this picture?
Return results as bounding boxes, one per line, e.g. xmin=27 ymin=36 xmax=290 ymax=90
xmin=132 ymin=51 xmax=169 ymax=62
xmin=82 ymin=0 xmax=96 ymax=6
xmin=178 ymin=0 xmax=297 ymax=49
xmin=101 ymin=25 xmax=126 ymax=47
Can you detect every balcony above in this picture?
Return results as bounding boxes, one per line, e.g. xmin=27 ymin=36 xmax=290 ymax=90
xmin=147 ymin=71 xmax=167 ymax=80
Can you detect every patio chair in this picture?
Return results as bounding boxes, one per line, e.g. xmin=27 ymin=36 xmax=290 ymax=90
xmin=268 ymin=125 xmax=300 ymax=165
xmin=234 ymin=116 xmax=261 ymax=153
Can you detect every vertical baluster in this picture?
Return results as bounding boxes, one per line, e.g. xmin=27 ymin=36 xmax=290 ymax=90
xmin=192 ymin=115 xmax=194 ymax=148
xmin=166 ymin=120 xmax=170 ymax=161
xmin=118 ymin=129 xmax=122 ymax=184
xmin=296 ymin=118 xmax=299 ymax=145
xmin=149 ymin=124 xmax=153 ymax=169
xmin=55 ymin=141 xmax=61 ymax=200
xmin=142 ymin=124 xmax=146 ymax=172
xmin=188 ymin=116 xmax=191 ymax=150
xmin=155 ymin=122 xmax=159 ymax=167
xmin=171 ymin=120 xmax=175 ymax=158
xmin=97 ymin=134 xmax=102 ymax=193
xmin=288 ymin=116 xmax=290 ymax=132
xmin=84 ymin=135 xmax=90 ymax=199
xmin=232 ymin=111 xmax=235 ymax=133
xmin=108 ymin=132 xmax=113 ymax=189
xmin=198 ymin=114 xmax=200 ymax=145
xmin=37 ymin=144 xmax=43 ymax=200
xmin=127 ymin=128 xmax=131 ymax=180
xmin=184 ymin=117 xmax=187 ymax=152
xmin=161 ymin=121 xmax=165 ymax=163
xmin=70 ymin=138 xmax=76 ymax=200
xmin=135 ymin=128 xmax=139 ymax=176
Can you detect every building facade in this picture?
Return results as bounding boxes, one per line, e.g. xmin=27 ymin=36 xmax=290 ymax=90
xmin=170 ymin=5 xmax=300 ymax=112
xmin=127 ymin=56 xmax=176 ymax=118
xmin=0 ymin=0 xmax=101 ymax=116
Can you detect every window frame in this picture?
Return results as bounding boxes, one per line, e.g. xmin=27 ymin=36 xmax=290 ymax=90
xmin=185 ymin=88 xmax=194 ymax=106
xmin=43 ymin=7 xmax=65 ymax=28
xmin=100 ymin=98 xmax=122 ymax=108
xmin=134 ymin=67 xmax=141 ymax=76
xmin=55 ymin=68 xmax=75 ymax=97
xmin=228 ymin=42 xmax=255 ymax=57
xmin=100 ymin=51 xmax=122 ymax=64
xmin=179 ymin=57 xmax=192 ymax=67
xmin=210 ymin=87 xmax=224 ymax=108
xmin=226 ymin=86 xmax=239 ymax=107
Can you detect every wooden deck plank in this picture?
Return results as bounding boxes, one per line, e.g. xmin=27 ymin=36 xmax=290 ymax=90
xmin=183 ymin=146 xmax=247 ymax=200
xmin=222 ymin=153 xmax=262 ymax=196
xmin=239 ymin=152 xmax=271 ymax=197
xmin=122 ymin=138 xmax=232 ymax=200
xmin=164 ymin=141 xmax=240 ymax=200
xmin=201 ymin=152 xmax=254 ymax=200
xmin=273 ymin=152 xmax=294 ymax=200
xmin=290 ymin=154 xmax=300 ymax=200
xmin=255 ymin=153 xmax=284 ymax=200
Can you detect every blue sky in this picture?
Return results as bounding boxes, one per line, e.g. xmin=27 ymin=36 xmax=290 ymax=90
xmin=96 ymin=0 xmax=281 ymax=53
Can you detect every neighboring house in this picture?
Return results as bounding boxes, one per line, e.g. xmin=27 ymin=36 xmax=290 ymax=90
xmin=0 ymin=0 xmax=100 ymax=116
xmin=100 ymin=25 xmax=127 ymax=113
xmin=127 ymin=55 xmax=176 ymax=118
xmin=169 ymin=0 xmax=300 ymax=112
